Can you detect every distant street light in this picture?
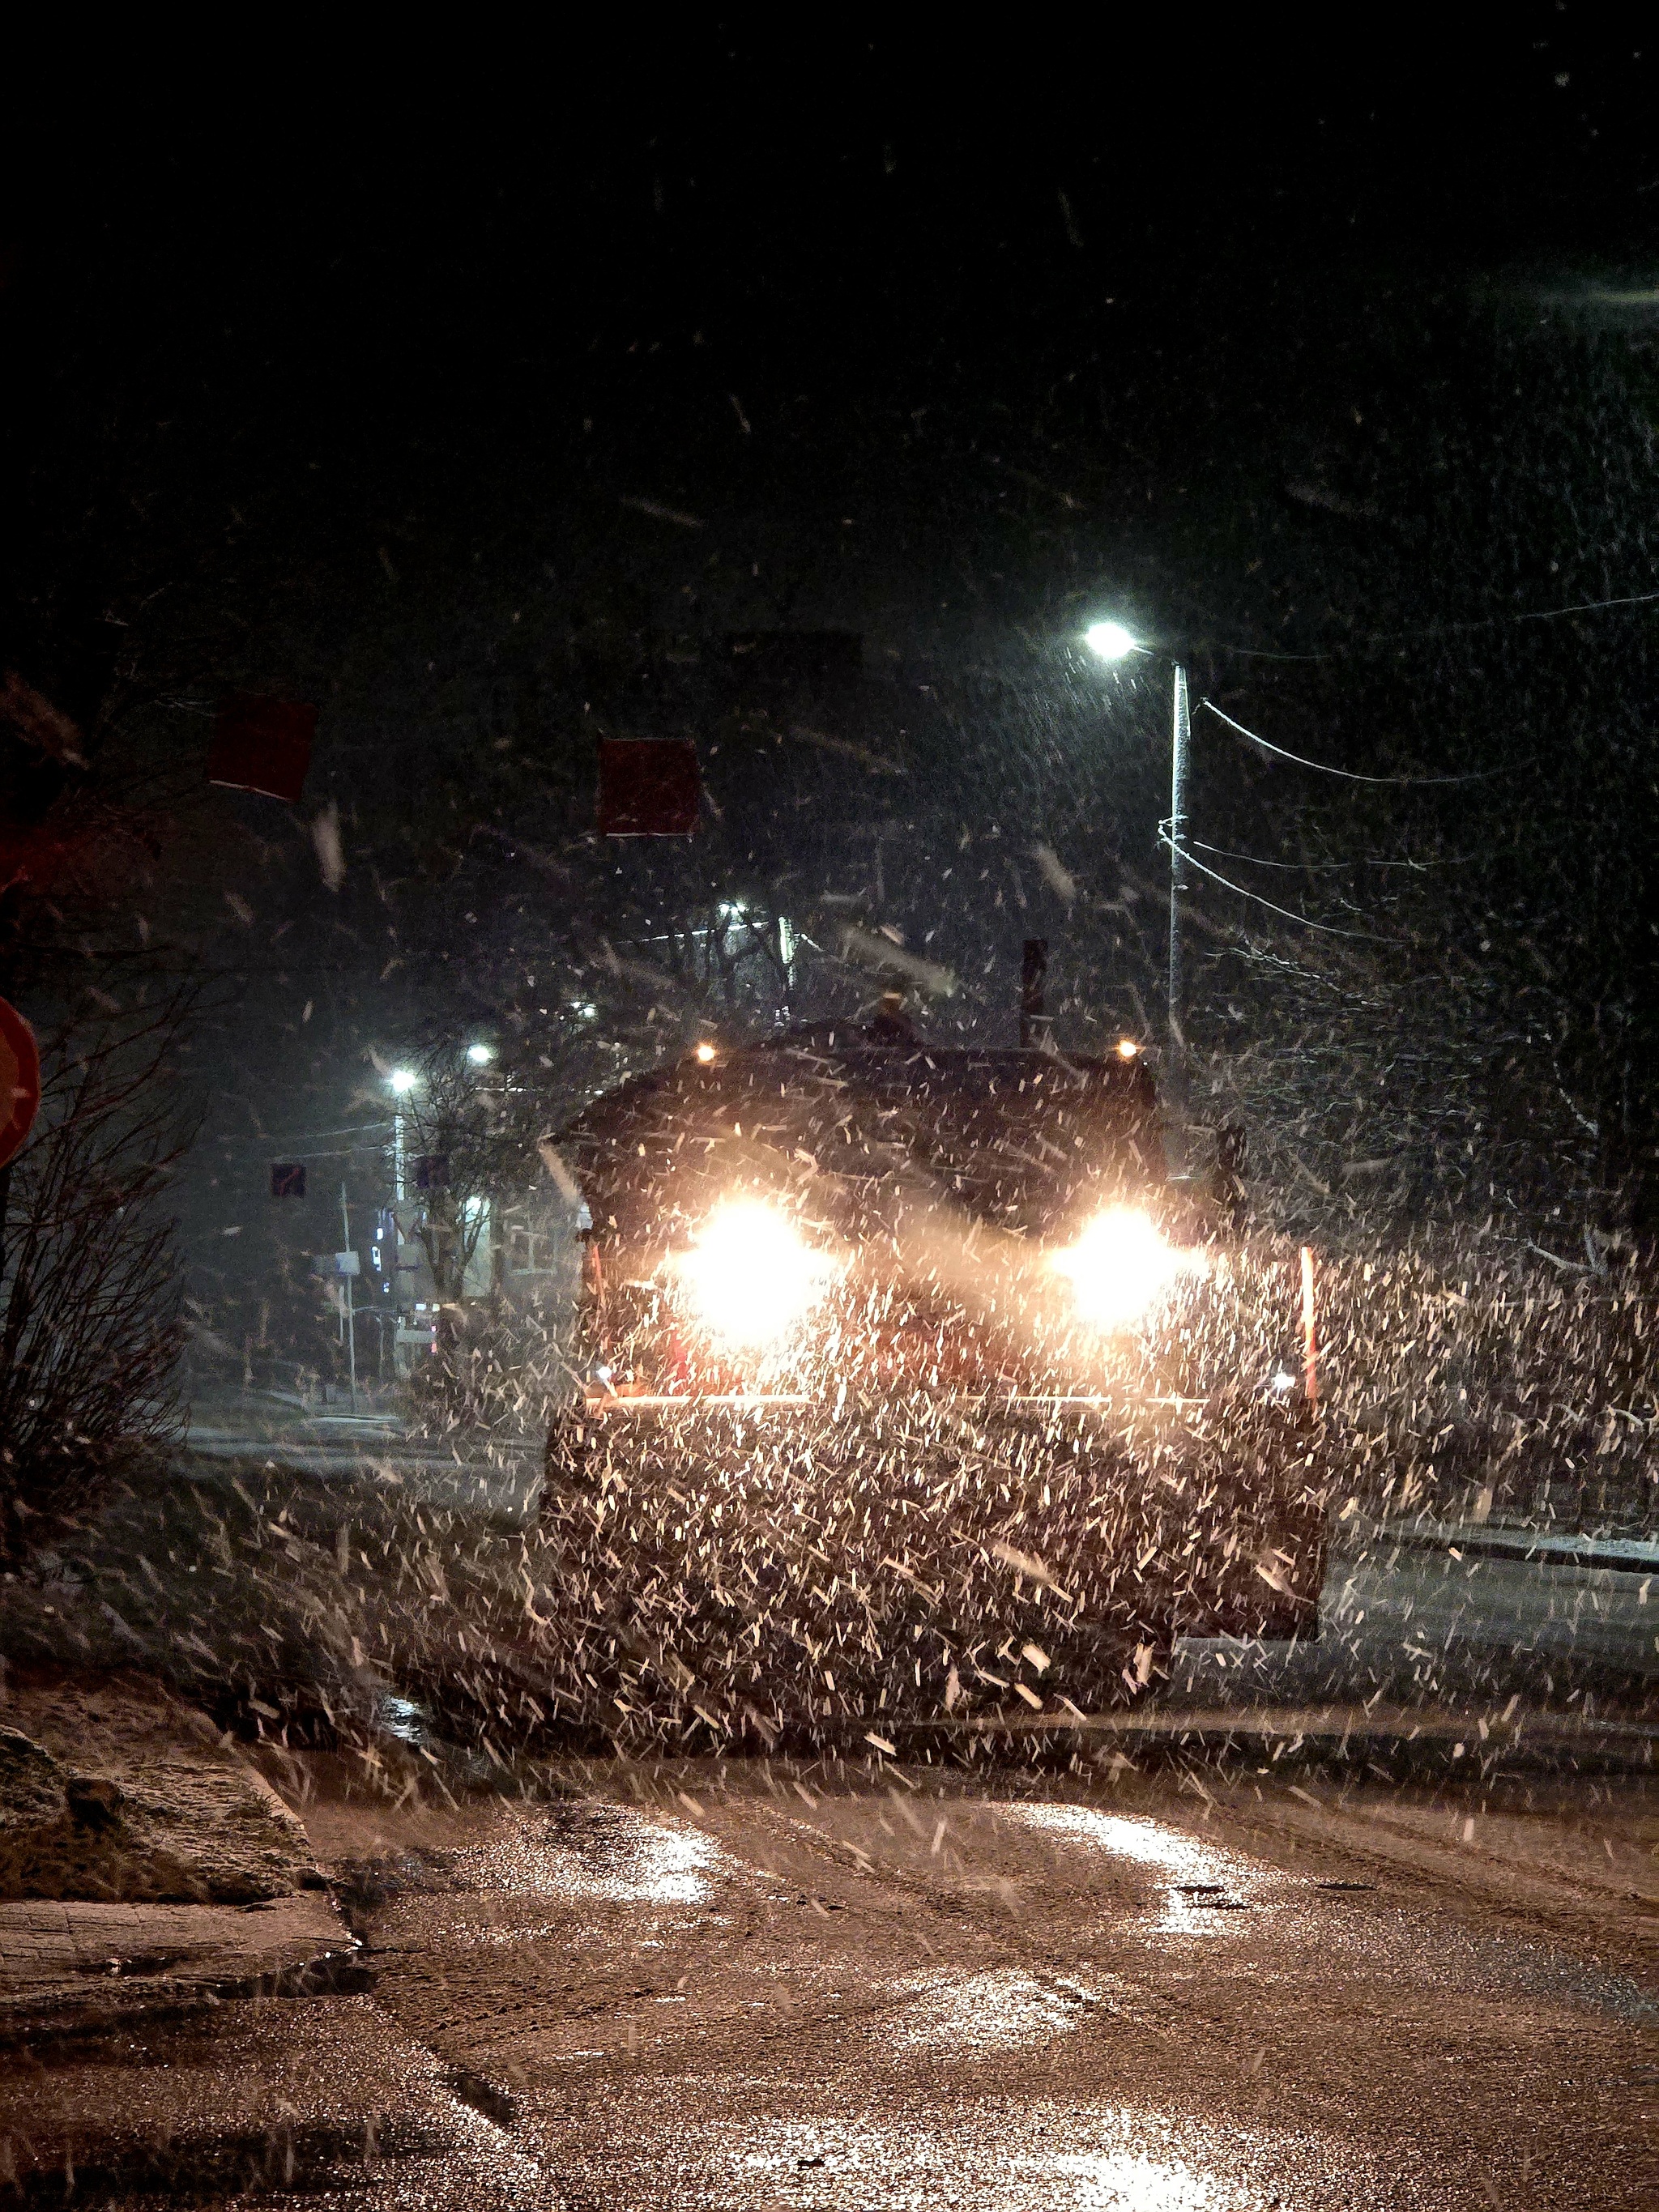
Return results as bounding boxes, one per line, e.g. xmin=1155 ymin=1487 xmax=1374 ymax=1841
xmin=465 ymin=1043 xmax=495 ymax=1066
xmin=1083 ymin=620 xmax=1191 ymax=1136
xmin=389 ymin=1068 xmax=420 ymax=1095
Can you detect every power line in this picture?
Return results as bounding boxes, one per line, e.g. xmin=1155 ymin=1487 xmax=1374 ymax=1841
xmin=1159 ymin=829 xmax=1399 ymax=943
xmin=1210 ymin=582 xmax=1659 ymax=663
xmin=1202 ymin=699 xmax=1499 ymax=786
xmin=210 ymin=1120 xmax=394 ymax=1149
xmin=1365 ymin=582 xmax=1659 ymax=646
xmin=1189 ymin=837 xmax=1478 ymax=872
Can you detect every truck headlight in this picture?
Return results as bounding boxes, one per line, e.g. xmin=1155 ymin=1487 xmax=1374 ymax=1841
xmin=1051 ymin=1207 xmax=1201 ymax=1332
xmin=675 ymin=1200 xmax=835 ymax=1349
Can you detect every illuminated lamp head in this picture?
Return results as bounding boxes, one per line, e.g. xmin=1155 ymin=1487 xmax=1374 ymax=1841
xmin=1083 ymin=619 xmax=1140 ymax=662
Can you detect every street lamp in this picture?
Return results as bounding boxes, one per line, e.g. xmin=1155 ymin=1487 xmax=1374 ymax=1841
xmin=1083 ymin=619 xmax=1142 ymax=663
xmin=465 ymin=1042 xmax=495 ymax=1066
xmin=1084 ymin=620 xmax=1192 ymax=1136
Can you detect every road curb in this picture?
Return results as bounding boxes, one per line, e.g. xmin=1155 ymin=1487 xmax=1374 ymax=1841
xmin=882 ymin=1701 xmax=1659 ymax=1773
xmin=0 ymin=1893 xmax=365 ymax=2044
xmin=1342 ymin=1519 xmax=1659 ymax=1576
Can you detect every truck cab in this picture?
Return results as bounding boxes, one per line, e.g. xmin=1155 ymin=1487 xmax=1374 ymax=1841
xmin=542 ymin=1021 xmax=1328 ymax=1741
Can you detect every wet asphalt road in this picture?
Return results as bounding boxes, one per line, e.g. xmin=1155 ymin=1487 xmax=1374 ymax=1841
xmin=8 ymin=1766 xmax=1654 ymax=2208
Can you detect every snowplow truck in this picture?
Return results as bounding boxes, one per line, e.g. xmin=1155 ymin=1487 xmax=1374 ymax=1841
xmin=540 ymin=1021 xmax=1328 ymax=1748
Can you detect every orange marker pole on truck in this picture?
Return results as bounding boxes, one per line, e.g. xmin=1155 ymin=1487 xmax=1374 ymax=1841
xmin=1300 ymin=1244 xmax=1318 ymax=1404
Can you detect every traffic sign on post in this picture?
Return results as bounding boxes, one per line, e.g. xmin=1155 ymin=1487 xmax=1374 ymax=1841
xmin=0 ymin=997 xmax=41 ymax=1170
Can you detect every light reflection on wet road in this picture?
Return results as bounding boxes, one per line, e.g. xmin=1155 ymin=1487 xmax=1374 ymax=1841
xmin=5 ymin=1774 xmax=1654 ymax=2207
xmin=685 ymin=2103 xmax=1389 ymax=2210
xmin=435 ymin=1804 xmax=733 ymax=1906
xmin=999 ymin=1803 xmax=1270 ymax=1931
xmin=1000 ymin=1803 xmax=1252 ymax=1877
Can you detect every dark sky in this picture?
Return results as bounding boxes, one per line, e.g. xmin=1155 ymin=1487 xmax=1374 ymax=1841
xmin=5 ymin=16 xmax=1649 ymax=706
xmin=11 ymin=19 xmax=1657 ymax=519
xmin=6 ymin=20 xmax=1654 ymax=721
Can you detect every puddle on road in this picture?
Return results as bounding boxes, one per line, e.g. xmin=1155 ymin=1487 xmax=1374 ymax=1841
xmin=668 ymin=2101 xmax=1415 ymax=2211
xmin=997 ymin=1805 xmax=1275 ymax=1933
xmin=886 ymin=1967 xmax=1124 ymax=2054
xmin=428 ymin=1801 xmax=738 ymax=1916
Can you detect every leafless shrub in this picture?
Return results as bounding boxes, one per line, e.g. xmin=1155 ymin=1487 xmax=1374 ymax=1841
xmin=0 ymin=995 xmax=196 ymax=1558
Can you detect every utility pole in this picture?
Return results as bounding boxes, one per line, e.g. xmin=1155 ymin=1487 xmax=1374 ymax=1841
xmin=1020 ymin=937 xmax=1048 ymax=1048
xmin=1166 ymin=662 xmax=1191 ymax=1133
xmin=339 ymin=1181 xmax=358 ymax=1415
xmin=1081 ymin=621 xmax=1193 ymax=1151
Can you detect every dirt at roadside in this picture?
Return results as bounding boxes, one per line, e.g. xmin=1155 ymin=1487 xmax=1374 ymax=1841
xmin=0 ymin=1664 xmax=320 ymax=1904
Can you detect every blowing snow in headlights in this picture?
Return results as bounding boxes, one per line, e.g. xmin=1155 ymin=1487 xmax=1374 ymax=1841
xmin=673 ymin=1200 xmax=839 ymax=1350
xmin=1050 ymin=1207 xmax=1207 ymax=1333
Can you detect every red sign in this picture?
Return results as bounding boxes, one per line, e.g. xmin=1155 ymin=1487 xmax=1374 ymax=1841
xmin=597 ymin=738 xmax=700 ymax=836
xmin=208 ymin=694 xmax=317 ymax=803
xmin=0 ymin=997 xmax=41 ymax=1170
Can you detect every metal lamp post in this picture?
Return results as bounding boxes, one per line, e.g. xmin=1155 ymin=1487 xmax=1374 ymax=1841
xmin=389 ymin=1068 xmax=418 ymax=1202
xmin=1083 ymin=623 xmax=1191 ymax=1134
